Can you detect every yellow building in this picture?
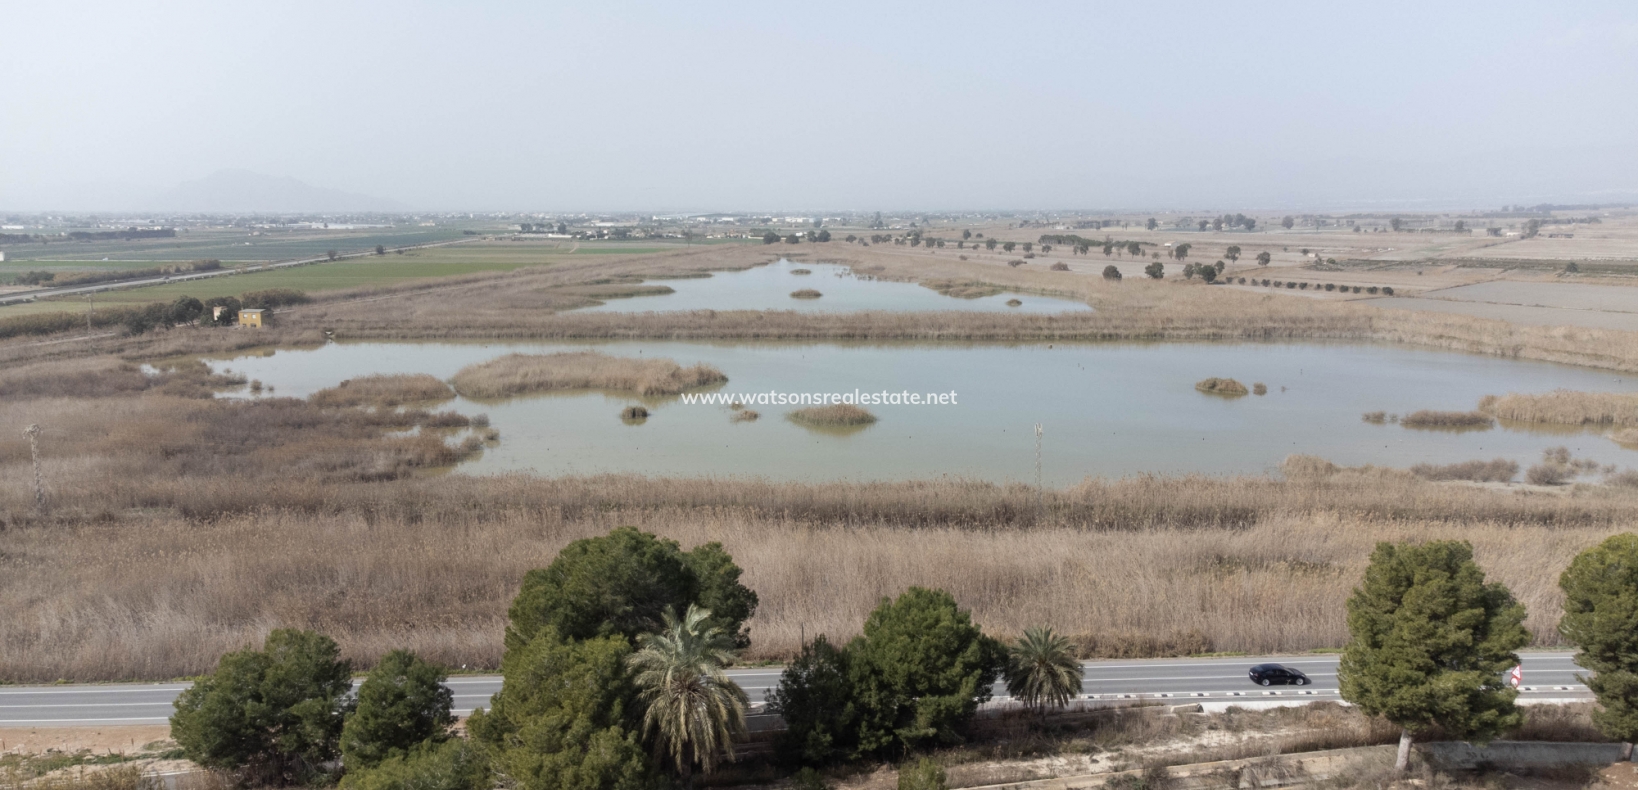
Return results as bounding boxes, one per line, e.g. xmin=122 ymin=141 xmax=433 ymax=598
xmin=238 ymin=308 xmax=265 ymax=328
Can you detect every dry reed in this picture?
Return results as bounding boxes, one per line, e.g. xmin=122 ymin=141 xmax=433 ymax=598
xmin=1409 ymin=459 xmax=1519 ymax=483
xmin=1195 ymin=377 xmax=1249 ymax=396
xmin=621 ymin=405 xmax=649 ymax=421
xmin=787 ymin=404 xmax=878 ymax=426
xmin=449 ymin=351 xmax=726 ymax=399
xmin=308 ymin=373 xmax=454 ymax=407
xmin=1480 ymin=390 xmax=1638 ymax=426
xmin=1399 ymin=410 xmax=1494 ymax=429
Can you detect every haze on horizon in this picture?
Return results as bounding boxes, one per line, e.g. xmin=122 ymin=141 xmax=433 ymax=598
xmin=4 ymin=0 xmax=1637 ymax=214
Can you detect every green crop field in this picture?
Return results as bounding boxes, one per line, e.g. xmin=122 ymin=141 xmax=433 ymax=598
xmin=0 ymin=226 xmax=478 ymax=264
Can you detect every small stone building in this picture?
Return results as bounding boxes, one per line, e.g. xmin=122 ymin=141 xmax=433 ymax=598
xmin=238 ymin=308 xmax=264 ymax=328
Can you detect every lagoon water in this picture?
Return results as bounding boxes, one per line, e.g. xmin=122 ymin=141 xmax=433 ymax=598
xmin=578 ymin=259 xmax=1092 ymax=314
xmin=214 ymin=340 xmax=1638 ymax=484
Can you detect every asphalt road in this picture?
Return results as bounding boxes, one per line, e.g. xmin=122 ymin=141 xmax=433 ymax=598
xmin=0 ymin=653 xmax=1588 ymax=727
xmin=0 ymin=237 xmax=479 ymax=306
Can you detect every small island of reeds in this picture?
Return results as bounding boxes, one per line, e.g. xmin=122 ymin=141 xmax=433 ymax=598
xmin=451 ymin=351 xmax=726 ymax=399
xmin=1400 ymin=410 xmax=1494 ymax=430
xmin=788 ymin=403 xmax=877 ymax=427
xmin=309 ymin=373 xmax=455 ymax=407
xmin=790 ymin=268 xmax=812 ymax=275
xmin=1195 ymin=377 xmax=1249 ymax=396
xmin=620 ymin=405 xmax=649 ymax=422
xmin=790 ymin=289 xmax=823 ymax=299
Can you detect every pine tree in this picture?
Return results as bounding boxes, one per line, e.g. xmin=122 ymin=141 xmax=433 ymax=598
xmin=1559 ymin=533 xmax=1638 ymax=759
xmin=1339 ymin=541 xmax=1529 ymax=771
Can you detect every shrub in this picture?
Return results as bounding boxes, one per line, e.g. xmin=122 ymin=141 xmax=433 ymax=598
xmin=1051 ymin=262 xmax=1070 ymax=272
xmin=898 ymin=758 xmax=948 ymax=790
xmin=1410 ymin=459 xmax=1519 ymax=483
xmin=1252 ymin=383 xmax=1267 ymax=396
xmin=620 ymin=405 xmax=648 ymax=421
xmin=1144 ymin=261 xmax=1164 ymax=279
xmin=768 ymin=636 xmax=856 ymax=766
xmin=1527 ymin=463 xmax=1570 ymax=486
xmin=504 ymin=527 xmax=757 ymax=650
xmin=203 ymin=296 xmax=242 ymax=326
xmin=1400 ymin=410 xmax=1494 ymax=429
xmin=170 ymin=629 xmax=354 ymax=786
xmin=1383 ymin=286 xmax=1395 ymax=295
xmin=791 ymin=767 xmax=834 ymax=790
xmin=847 ymin=587 xmax=1005 ymax=757
xmin=1195 ymin=377 xmax=1249 ymax=396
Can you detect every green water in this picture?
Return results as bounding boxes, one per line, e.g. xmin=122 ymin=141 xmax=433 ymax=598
xmin=578 ymin=259 xmax=1092 ymax=314
xmin=213 ymin=340 xmax=1638 ymax=484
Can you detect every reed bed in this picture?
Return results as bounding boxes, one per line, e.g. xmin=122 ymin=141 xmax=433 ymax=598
xmin=449 ymin=351 xmax=726 ymax=399
xmin=308 ymin=373 xmax=454 ymax=407
xmin=1194 ymin=377 xmax=1248 ymax=396
xmin=790 ymin=289 xmax=823 ymax=299
xmin=1480 ymin=390 xmax=1638 ymax=426
xmin=1 ymin=494 xmax=1625 ymax=681
xmin=1399 ymin=410 xmax=1494 ymax=429
xmin=1409 ymin=458 xmax=1519 ymax=482
xmin=787 ymin=403 xmax=877 ymax=426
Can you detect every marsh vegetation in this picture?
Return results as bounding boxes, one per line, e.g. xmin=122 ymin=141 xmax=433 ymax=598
xmin=449 ymin=351 xmax=726 ymax=399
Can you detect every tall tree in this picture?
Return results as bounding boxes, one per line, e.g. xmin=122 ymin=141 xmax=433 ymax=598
xmin=847 ymin=588 xmax=1004 ymax=757
xmin=341 ymin=649 xmax=455 ymax=772
xmin=1559 ymin=533 xmax=1638 ymax=759
xmin=627 ymin=605 xmax=749 ymax=789
xmin=1224 ymin=245 xmax=1241 ymax=262
xmin=171 ymin=629 xmax=354 ymax=787
xmin=1004 ymin=627 xmax=1082 ymax=724
xmin=1339 ymin=541 xmax=1529 ymax=771
xmin=768 ymin=636 xmax=856 ymax=767
xmin=1256 ymin=251 xmax=1272 ymax=266
xmin=1282 ymin=216 xmax=1295 ymax=230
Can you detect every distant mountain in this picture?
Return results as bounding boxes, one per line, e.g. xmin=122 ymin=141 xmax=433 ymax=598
xmin=153 ymin=169 xmax=406 ymax=213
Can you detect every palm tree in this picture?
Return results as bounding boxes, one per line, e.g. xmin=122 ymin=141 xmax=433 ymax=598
xmin=627 ymin=604 xmax=749 ymax=789
xmin=1004 ymin=627 xmax=1082 ymax=724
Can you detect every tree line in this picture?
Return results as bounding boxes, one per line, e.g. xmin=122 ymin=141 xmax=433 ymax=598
xmin=166 ymin=528 xmax=1638 ymax=787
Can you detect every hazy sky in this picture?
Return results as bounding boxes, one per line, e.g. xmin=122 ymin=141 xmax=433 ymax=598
xmin=4 ymin=1 xmax=1637 ymax=212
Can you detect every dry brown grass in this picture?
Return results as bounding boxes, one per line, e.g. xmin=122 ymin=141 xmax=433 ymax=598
xmin=308 ymin=373 xmax=454 ymax=407
xmin=448 ymin=351 xmax=726 ymax=399
xmin=1400 ymin=410 xmax=1495 ymax=429
xmin=1614 ymin=428 xmax=1638 ymax=447
xmin=1195 ymin=377 xmax=1249 ymax=396
xmin=1481 ymin=390 xmax=1638 ymax=426
xmin=787 ymin=403 xmax=878 ymax=426
xmin=1410 ymin=459 xmax=1520 ymax=483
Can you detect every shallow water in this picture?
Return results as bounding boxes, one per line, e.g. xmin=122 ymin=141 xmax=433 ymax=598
xmin=577 ymin=259 xmax=1091 ymax=314
xmin=213 ymin=340 xmax=1638 ymax=484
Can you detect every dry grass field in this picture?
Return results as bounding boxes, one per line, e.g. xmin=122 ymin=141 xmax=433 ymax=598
xmin=7 ymin=233 xmax=1638 ymax=682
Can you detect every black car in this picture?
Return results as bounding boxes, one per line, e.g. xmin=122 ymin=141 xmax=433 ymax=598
xmin=1248 ymin=663 xmax=1310 ymax=686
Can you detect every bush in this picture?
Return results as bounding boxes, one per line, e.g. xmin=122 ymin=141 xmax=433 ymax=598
xmin=791 ymin=767 xmax=833 ymax=790
xmin=341 ymin=650 xmax=455 ymax=772
xmin=504 ymin=527 xmax=757 ymax=650
xmin=1144 ymin=261 xmax=1164 ymax=279
xmin=203 ymin=296 xmax=242 ymax=326
xmin=170 ymin=629 xmax=354 ymax=786
xmin=769 ymin=636 xmax=856 ymax=766
xmin=1252 ymin=383 xmax=1267 ymax=396
xmin=467 ymin=629 xmax=655 ymax=790
xmin=1051 ymin=262 xmax=1070 ymax=272
xmin=340 ymin=739 xmax=489 ymax=790
xmin=847 ymin=588 xmax=1004 ymax=757
xmin=1527 ymin=463 xmax=1569 ymax=486
xmin=620 ymin=405 xmax=648 ymax=421
xmin=898 ymin=758 xmax=948 ymax=790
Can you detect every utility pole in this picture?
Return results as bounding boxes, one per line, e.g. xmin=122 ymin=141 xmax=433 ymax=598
xmin=24 ymin=424 xmax=44 ymax=514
